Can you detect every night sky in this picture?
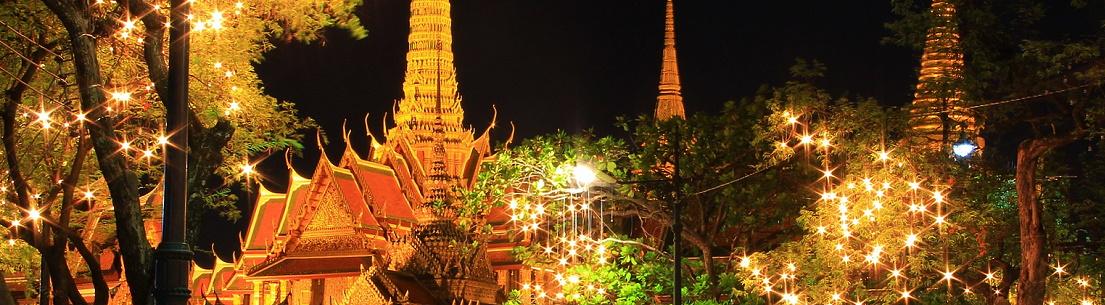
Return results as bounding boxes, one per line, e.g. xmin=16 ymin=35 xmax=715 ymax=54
xmin=203 ymin=1 xmax=920 ymax=261
xmin=253 ymin=0 xmax=916 ymax=173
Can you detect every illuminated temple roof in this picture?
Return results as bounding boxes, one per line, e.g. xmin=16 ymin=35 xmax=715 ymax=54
xmin=189 ymin=0 xmax=502 ymax=304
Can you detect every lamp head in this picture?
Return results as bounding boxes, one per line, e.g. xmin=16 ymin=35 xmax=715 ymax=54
xmin=573 ymin=164 xmax=597 ymax=187
xmin=952 ymin=137 xmax=977 ymax=159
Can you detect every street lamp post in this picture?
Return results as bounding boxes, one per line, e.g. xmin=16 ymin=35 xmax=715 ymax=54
xmin=155 ymin=0 xmax=193 ymax=303
xmin=575 ymin=123 xmax=684 ymax=305
xmin=671 ymin=126 xmax=683 ymax=305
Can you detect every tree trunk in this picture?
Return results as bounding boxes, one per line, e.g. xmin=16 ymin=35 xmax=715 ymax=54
xmin=1015 ymin=137 xmax=1071 ymax=305
xmin=38 ymin=1 xmax=156 ymax=305
xmin=700 ymin=250 xmax=719 ymax=301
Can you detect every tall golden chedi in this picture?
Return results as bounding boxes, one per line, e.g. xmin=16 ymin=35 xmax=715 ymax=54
xmin=391 ymin=0 xmax=473 ymax=208
xmin=654 ymin=0 xmax=685 ymax=121
xmin=909 ymin=0 xmax=978 ymax=150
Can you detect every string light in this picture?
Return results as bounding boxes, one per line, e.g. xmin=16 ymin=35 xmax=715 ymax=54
xmin=110 ymin=90 xmax=132 ymax=102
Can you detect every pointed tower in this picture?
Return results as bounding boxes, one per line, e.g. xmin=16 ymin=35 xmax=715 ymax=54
xmin=910 ymin=0 xmax=976 ymax=149
xmin=655 ymin=0 xmax=685 ymax=121
xmin=391 ymin=0 xmax=474 ymax=203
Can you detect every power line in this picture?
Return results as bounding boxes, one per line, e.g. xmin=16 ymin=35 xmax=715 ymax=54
xmin=692 ymin=163 xmax=776 ymax=196
xmin=0 ymin=19 xmax=63 ymax=59
xmin=910 ymin=81 xmax=1103 ymax=117
xmin=0 ymin=64 xmax=68 ymax=106
xmin=0 ymin=39 xmax=68 ymax=85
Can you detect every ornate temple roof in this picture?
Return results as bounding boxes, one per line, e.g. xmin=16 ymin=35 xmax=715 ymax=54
xmin=188 ymin=0 xmax=501 ymax=304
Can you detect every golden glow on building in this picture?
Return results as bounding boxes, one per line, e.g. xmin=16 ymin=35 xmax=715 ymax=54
xmin=909 ymin=0 xmax=977 ymax=150
xmin=391 ymin=0 xmax=473 ymax=203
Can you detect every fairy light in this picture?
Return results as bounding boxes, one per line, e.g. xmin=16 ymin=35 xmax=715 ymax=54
xmin=110 ymin=90 xmax=132 ymax=102
xmin=209 ymin=10 xmax=224 ymax=30
xmin=36 ymin=109 xmax=51 ymax=129
xmin=240 ymin=163 xmax=254 ymax=175
xmin=157 ymin=135 xmax=169 ymax=145
xmin=27 ymin=209 xmax=40 ymax=220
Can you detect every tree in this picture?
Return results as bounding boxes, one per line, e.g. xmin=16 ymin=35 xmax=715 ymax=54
xmin=460 ymin=71 xmax=831 ymax=304
xmin=886 ymin=1 xmax=1105 ymax=304
xmin=0 ymin=0 xmax=362 ymax=303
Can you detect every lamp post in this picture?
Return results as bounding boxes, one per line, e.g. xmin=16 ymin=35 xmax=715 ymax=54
xmin=573 ymin=124 xmax=684 ymax=305
xmin=155 ymin=0 xmax=193 ymax=303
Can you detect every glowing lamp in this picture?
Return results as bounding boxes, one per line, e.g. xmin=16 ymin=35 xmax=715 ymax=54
xmin=952 ymin=137 xmax=977 ymax=159
xmin=572 ymin=164 xmax=597 ymax=187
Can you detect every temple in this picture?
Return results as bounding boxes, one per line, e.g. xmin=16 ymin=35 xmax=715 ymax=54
xmin=186 ymin=0 xmax=511 ymax=304
xmin=0 ymin=1 xmax=683 ymax=305
xmin=654 ymin=0 xmax=685 ymax=121
xmin=909 ymin=0 xmax=978 ymax=150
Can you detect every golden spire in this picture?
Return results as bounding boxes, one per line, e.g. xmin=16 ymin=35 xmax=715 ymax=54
xmin=394 ymin=0 xmax=470 ymax=202
xmin=655 ymin=0 xmax=685 ymax=121
xmin=910 ymin=0 xmax=975 ymax=148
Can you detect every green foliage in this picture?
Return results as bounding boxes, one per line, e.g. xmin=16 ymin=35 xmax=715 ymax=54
xmin=0 ymin=0 xmax=364 ymax=294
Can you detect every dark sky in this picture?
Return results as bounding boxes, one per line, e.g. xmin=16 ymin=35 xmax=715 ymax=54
xmin=254 ymin=0 xmax=916 ymax=168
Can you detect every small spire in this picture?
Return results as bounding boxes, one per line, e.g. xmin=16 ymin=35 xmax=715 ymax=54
xmin=655 ymin=0 xmax=685 ymax=121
